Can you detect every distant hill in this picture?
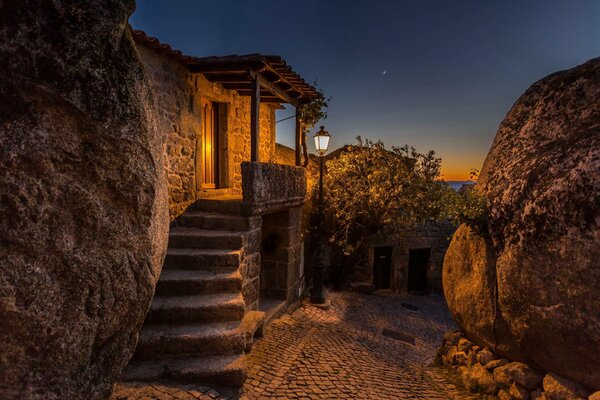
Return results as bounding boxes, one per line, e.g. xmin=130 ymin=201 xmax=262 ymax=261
xmin=446 ymin=181 xmax=476 ymax=191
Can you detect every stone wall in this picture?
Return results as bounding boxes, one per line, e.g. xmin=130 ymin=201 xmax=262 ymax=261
xmin=135 ymin=43 xmax=277 ymax=220
xmin=274 ymin=143 xmax=319 ymax=193
xmin=238 ymin=217 xmax=262 ymax=310
xmin=352 ymin=221 xmax=455 ymax=292
xmin=241 ymin=161 xmax=307 ymax=216
xmin=260 ymin=207 xmax=304 ymax=305
xmin=437 ymin=331 xmax=598 ymax=400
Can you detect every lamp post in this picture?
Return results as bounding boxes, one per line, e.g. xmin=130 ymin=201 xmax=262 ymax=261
xmin=310 ymin=126 xmax=330 ymax=304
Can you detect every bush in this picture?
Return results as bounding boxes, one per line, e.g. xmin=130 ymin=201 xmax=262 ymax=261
xmin=322 ymin=138 xmax=486 ymax=257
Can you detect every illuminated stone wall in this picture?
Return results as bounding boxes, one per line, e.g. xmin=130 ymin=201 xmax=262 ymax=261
xmin=135 ymin=43 xmax=277 ymax=220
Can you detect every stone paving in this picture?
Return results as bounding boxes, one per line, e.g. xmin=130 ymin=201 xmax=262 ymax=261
xmin=112 ymin=291 xmax=475 ymax=399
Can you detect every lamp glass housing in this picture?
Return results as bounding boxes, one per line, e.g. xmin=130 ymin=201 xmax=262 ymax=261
xmin=313 ymin=126 xmax=330 ymax=156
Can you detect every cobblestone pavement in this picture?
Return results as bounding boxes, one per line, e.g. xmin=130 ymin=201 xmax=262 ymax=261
xmin=112 ymin=291 xmax=475 ymax=399
xmin=111 ymin=381 xmax=225 ymax=400
xmin=242 ymin=291 xmax=473 ymax=400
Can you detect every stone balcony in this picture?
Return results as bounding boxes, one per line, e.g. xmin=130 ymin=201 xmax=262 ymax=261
xmin=241 ymin=162 xmax=307 ymax=216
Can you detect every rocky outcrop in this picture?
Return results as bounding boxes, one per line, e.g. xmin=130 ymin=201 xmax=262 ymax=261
xmin=443 ymin=57 xmax=600 ymax=390
xmin=0 ymin=1 xmax=169 ymax=399
xmin=437 ymin=332 xmax=592 ymax=399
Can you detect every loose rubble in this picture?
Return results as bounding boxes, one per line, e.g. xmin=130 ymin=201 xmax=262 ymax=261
xmin=437 ymin=331 xmax=596 ymax=400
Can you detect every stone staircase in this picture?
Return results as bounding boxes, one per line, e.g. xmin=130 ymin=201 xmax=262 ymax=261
xmin=122 ymin=197 xmax=263 ymax=388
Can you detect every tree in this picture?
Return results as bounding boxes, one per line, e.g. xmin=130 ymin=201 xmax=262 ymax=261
xmin=298 ymin=82 xmax=330 ymax=166
xmin=323 ymin=138 xmax=485 ymax=257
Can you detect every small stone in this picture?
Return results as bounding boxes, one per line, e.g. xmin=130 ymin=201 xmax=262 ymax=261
xmin=452 ymin=351 xmax=468 ymax=366
xmin=446 ymin=346 xmax=458 ymax=363
xmin=462 ymin=372 xmax=476 ymax=392
xmin=457 ymin=338 xmax=473 ymax=353
xmin=466 ymin=350 xmax=478 ymax=367
xmin=510 ymin=382 xmax=531 ymax=400
xmin=477 ymin=348 xmax=496 ymax=366
xmin=494 ymin=365 xmax=514 ymax=389
xmin=467 ymin=363 xmax=498 ymax=394
xmin=494 ymin=362 xmax=544 ymax=390
xmin=589 ymin=391 xmax=600 ymax=400
xmin=498 ymin=389 xmax=512 ymax=400
xmin=543 ymin=373 xmax=589 ymax=400
xmin=485 ymin=358 xmax=509 ymax=370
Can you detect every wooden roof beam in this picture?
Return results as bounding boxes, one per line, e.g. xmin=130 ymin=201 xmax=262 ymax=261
xmin=246 ymin=70 xmax=300 ymax=107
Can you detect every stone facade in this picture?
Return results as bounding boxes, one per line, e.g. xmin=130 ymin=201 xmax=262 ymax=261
xmin=135 ymin=43 xmax=277 ymax=220
xmin=274 ymin=143 xmax=319 ymax=194
xmin=134 ymin=40 xmax=308 ymax=313
xmin=238 ymin=162 xmax=306 ymax=307
xmin=260 ymin=207 xmax=305 ymax=305
xmin=353 ymin=221 xmax=455 ymax=293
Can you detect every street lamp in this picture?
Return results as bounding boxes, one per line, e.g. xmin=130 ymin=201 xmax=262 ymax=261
xmin=313 ymin=125 xmax=330 ymax=156
xmin=311 ymin=126 xmax=330 ymax=304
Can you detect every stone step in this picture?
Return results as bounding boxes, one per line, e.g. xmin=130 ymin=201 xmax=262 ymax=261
xmin=132 ymin=321 xmax=244 ymax=360
xmin=197 ymin=188 xmax=236 ymax=199
xmin=122 ymin=354 xmax=247 ymax=387
xmin=240 ymin=310 xmax=266 ymax=352
xmin=178 ymin=211 xmax=258 ymax=232
xmin=163 ymin=248 xmax=242 ymax=271
xmin=169 ymin=227 xmax=245 ymax=250
xmin=193 ymin=196 xmax=243 ymax=215
xmin=155 ymin=270 xmax=242 ymax=296
xmin=145 ymin=293 xmax=245 ymax=324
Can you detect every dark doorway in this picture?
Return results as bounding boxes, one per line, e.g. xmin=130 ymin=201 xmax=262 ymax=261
xmin=408 ymin=248 xmax=430 ymax=293
xmin=373 ymin=246 xmax=393 ymax=290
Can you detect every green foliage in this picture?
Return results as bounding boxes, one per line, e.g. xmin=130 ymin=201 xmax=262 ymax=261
xmin=299 ymin=81 xmax=330 ymax=130
xmin=445 ymin=184 xmax=489 ymax=233
xmin=322 ymin=138 xmax=487 ymax=256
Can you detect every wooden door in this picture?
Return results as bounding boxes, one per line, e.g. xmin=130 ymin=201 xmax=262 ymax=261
xmin=373 ymin=246 xmax=392 ymax=289
xmin=201 ymin=100 xmax=219 ymax=189
xmin=407 ymin=248 xmax=430 ymax=293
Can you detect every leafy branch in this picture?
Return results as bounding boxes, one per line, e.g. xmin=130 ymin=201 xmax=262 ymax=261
xmin=298 ymin=81 xmax=331 ymax=166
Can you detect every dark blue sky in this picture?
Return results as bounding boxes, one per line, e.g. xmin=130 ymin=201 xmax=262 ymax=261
xmin=130 ymin=0 xmax=600 ymax=179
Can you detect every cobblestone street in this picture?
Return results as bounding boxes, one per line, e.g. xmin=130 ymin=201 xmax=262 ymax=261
xmin=242 ymin=291 xmax=471 ymax=400
xmin=113 ymin=291 xmax=474 ymax=399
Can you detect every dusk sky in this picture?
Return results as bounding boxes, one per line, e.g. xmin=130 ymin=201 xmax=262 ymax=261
xmin=130 ymin=1 xmax=600 ymax=180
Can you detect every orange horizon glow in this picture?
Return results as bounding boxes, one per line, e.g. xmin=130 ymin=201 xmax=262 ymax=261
xmin=440 ymin=159 xmax=484 ymax=182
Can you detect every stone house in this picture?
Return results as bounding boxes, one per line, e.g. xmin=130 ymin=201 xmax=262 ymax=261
xmin=363 ymin=221 xmax=455 ymax=294
xmin=314 ymin=146 xmax=455 ymax=295
xmin=122 ymin=29 xmax=321 ymax=387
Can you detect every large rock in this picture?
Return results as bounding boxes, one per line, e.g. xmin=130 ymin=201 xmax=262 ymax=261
xmin=0 ymin=1 xmax=169 ymax=399
xmin=443 ymin=57 xmax=600 ymax=390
